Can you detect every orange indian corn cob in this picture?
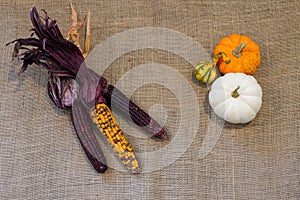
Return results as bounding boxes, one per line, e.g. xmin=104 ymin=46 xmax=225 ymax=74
xmin=91 ymin=103 xmax=139 ymax=173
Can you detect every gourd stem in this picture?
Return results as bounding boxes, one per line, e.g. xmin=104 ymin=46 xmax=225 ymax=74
xmin=232 ymin=41 xmax=246 ymax=58
xmin=231 ymin=86 xmax=240 ymax=98
xmin=213 ymin=52 xmax=231 ymax=64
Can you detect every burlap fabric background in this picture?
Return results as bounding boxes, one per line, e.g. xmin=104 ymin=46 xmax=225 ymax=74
xmin=1 ymin=0 xmax=299 ymax=199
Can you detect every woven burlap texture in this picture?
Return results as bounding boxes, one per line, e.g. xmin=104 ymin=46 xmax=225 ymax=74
xmin=0 ymin=0 xmax=299 ymax=199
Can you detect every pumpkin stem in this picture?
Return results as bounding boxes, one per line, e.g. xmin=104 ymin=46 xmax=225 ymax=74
xmin=231 ymin=86 xmax=240 ymax=98
xmin=232 ymin=41 xmax=246 ymax=58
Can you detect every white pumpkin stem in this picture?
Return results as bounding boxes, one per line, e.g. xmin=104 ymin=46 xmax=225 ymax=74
xmin=232 ymin=41 xmax=246 ymax=58
xmin=231 ymin=86 xmax=240 ymax=98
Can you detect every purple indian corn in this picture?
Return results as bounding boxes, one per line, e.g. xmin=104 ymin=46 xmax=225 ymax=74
xmin=103 ymin=84 xmax=167 ymax=140
xmin=71 ymin=100 xmax=108 ymax=173
xmin=7 ymin=7 xmax=168 ymax=173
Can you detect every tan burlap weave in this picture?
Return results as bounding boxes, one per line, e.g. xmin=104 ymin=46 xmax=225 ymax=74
xmin=0 ymin=0 xmax=299 ymax=199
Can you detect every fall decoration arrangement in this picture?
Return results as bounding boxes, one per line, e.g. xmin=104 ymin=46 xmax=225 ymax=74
xmin=7 ymin=6 xmax=167 ymax=174
xmin=195 ymin=33 xmax=263 ymax=124
xmin=7 ymin=3 xmax=263 ymax=174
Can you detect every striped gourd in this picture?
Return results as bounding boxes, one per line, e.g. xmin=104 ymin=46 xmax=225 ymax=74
xmin=194 ymin=60 xmax=218 ymax=85
xmin=194 ymin=52 xmax=229 ymax=85
xmin=91 ymin=103 xmax=139 ymax=173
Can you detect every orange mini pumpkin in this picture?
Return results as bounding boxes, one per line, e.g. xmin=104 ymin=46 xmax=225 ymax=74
xmin=214 ymin=34 xmax=260 ymax=75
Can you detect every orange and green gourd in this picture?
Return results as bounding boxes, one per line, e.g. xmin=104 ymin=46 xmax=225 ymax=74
xmin=194 ymin=52 xmax=229 ymax=85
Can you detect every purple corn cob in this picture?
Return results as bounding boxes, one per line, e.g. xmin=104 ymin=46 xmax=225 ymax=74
xmin=71 ymin=100 xmax=108 ymax=173
xmin=104 ymin=85 xmax=167 ymax=139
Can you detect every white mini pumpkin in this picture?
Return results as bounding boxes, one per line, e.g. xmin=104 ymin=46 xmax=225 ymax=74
xmin=209 ymin=73 xmax=262 ymax=124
